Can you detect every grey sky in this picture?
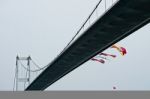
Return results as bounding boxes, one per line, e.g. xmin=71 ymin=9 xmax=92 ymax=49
xmin=0 ymin=0 xmax=150 ymax=91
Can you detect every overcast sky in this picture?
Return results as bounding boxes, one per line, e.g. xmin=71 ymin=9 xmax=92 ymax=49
xmin=0 ymin=0 xmax=150 ymax=91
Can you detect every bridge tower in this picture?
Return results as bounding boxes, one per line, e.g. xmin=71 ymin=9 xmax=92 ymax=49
xmin=14 ymin=56 xmax=31 ymax=91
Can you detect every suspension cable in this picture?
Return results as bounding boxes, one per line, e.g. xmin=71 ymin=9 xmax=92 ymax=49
xmin=31 ymin=59 xmax=48 ymax=70
xmin=58 ymin=0 xmax=103 ymax=55
xmin=16 ymin=0 xmax=105 ymax=78
xmin=19 ymin=61 xmax=47 ymax=72
xmin=30 ymin=59 xmax=43 ymax=69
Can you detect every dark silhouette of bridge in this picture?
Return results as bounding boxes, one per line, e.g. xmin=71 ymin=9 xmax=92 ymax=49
xmin=25 ymin=0 xmax=150 ymax=90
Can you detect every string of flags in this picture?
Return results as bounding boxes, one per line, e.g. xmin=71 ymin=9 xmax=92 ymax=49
xmin=91 ymin=44 xmax=127 ymax=64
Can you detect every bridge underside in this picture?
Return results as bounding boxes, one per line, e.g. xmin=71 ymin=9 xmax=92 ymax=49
xmin=26 ymin=0 xmax=150 ymax=90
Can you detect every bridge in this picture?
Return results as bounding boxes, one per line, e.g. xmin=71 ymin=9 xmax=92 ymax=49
xmin=25 ymin=0 xmax=150 ymax=90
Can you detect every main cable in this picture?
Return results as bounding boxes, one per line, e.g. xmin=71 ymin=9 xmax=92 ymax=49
xmin=58 ymin=0 xmax=103 ymax=55
xmin=30 ymin=59 xmax=47 ymax=69
xmin=19 ymin=61 xmax=47 ymax=72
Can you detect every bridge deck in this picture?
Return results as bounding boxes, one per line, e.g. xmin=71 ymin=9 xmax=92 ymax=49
xmin=26 ymin=0 xmax=150 ymax=90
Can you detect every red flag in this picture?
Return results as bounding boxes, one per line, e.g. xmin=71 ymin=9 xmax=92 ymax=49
xmin=99 ymin=53 xmax=117 ymax=58
xmin=111 ymin=45 xmax=127 ymax=56
xmin=91 ymin=58 xmax=105 ymax=64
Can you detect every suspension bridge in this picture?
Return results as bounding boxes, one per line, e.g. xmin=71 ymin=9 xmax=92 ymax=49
xmin=13 ymin=0 xmax=150 ymax=91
